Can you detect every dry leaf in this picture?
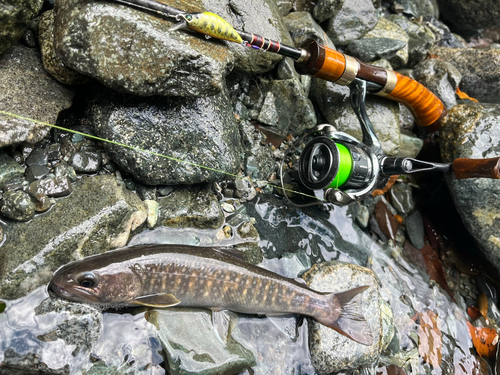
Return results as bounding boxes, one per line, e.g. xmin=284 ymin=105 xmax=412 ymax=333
xmin=372 ymin=175 xmax=399 ymax=196
xmin=376 ymin=365 xmax=406 ymax=375
xmin=374 ymin=200 xmax=399 ymax=240
xmin=421 ymin=244 xmax=454 ymax=299
xmin=467 ymin=306 xmax=482 ymax=321
xmin=456 ymin=87 xmax=479 ymax=103
xmin=478 ymin=294 xmax=489 ymax=324
xmin=417 ymin=310 xmax=442 ymax=367
xmin=467 ymin=321 xmax=499 ymax=358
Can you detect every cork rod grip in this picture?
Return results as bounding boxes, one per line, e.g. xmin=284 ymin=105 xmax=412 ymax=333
xmin=452 ymin=157 xmax=500 ymax=179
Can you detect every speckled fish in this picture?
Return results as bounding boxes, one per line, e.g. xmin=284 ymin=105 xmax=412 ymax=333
xmin=170 ymin=12 xmax=243 ymax=43
xmin=49 ymin=244 xmax=373 ymax=345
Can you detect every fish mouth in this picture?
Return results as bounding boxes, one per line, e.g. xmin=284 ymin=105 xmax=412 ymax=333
xmin=49 ymin=282 xmax=97 ymax=303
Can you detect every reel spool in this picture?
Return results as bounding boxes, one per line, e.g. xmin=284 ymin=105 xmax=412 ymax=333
xmin=298 ymin=136 xmax=373 ymax=192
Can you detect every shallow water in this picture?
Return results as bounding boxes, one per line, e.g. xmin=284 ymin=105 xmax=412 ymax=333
xmin=0 ymin=194 xmax=488 ymax=374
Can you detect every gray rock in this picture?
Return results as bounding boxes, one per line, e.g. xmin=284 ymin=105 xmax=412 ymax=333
xmin=387 ymin=15 xmax=436 ymax=67
xmin=87 ymin=86 xmax=242 ymax=186
xmin=284 ymin=11 xmax=335 ymax=48
xmin=0 ymin=175 xmax=147 ymax=299
xmin=0 ymin=348 xmax=69 ymax=375
xmin=38 ymin=10 xmax=88 ymax=85
xmin=25 ymin=165 xmax=51 ymax=183
xmin=0 ymin=151 xmax=25 ymax=188
xmin=388 ymin=183 xmax=414 ymax=215
xmin=147 ymin=309 xmax=255 ymax=375
xmin=0 ymin=190 xmax=36 ymax=222
xmin=238 ymin=120 xmax=275 ymax=181
xmin=398 ymin=0 xmax=439 ymax=18
xmin=157 ymin=184 xmax=224 ymax=230
xmin=434 ymin=0 xmax=500 ymax=31
xmin=68 ymin=150 xmax=102 ymax=173
xmin=302 ymin=261 xmax=386 ymax=374
xmin=346 ymin=38 xmax=406 ymax=62
xmin=423 ymin=17 xmax=467 ymax=48
xmin=355 ymin=203 xmax=370 ymax=228
xmin=53 ymin=0 xmax=234 ymax=97
xmin=25 ymin=147 xmax=49 ymax=167
xmin=312 ymin=0 xmax=338 ymax=23
xmin=310 ymin=78 xmax=401 ymax=156
xmin=440 ymin=103 xmax=500 ymax=272
xmin=413 ymin=58 xmax=462 ymax=110
xmin=0 ymin=44 xmax=74 ymax=147
xmin=396 ymin=129 xmax=423 ymax=158
xmin=0 ymin=0 xmax=44 ymax=55
xmin=276 ymin=57 xmax=301 ymax=81
xmin=28 ymin=176 xmax=72 ymax=198
xmin=429 ymin=47 xmax=500 ymax=104
xmin=406 ymin=210 xmax=424 ymax=249
xmin=275 ymin=0 xmax=293 ymax=16
xmin=323 ymin=0 xmax=378 ymax=46
xmin=361 ymin=17 xmax=409 ymax=69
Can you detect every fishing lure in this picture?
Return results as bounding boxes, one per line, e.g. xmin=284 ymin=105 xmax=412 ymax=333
xmin=171 ymin=12 xmax=243 ymax=43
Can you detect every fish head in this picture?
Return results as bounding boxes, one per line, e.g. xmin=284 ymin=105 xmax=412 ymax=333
xmin=49 ymin=260 xmax=144 ymax=306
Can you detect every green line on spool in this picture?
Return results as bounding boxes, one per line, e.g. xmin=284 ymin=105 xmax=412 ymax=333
xmin=328 ymin=143 xmax=352 ymax=189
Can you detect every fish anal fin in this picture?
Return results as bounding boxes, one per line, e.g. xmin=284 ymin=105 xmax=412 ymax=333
xmin=316 ymin=285 xmax=374 ymax=346
xmin=132 ymin=293 xmax=181 ymax=308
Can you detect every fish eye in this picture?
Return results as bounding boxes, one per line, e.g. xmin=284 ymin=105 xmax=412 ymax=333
xmin=185 ymin=14 xmax=193 ymax=21
xmin=76 ymin=272 xmax=98 ymax=288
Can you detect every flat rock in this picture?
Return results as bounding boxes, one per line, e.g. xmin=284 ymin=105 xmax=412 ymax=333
xmin=0 ymin=175 xmax=147 ymax=300
xmin=440 ymin=103 xmax=500 ymax=272
xmin=87 ymin=86 xmax=242 ymax=186
xmin=0 ymin=44 xmax=75 ymax=147
xmin=302 ymin=261 xmax=386 ymax=374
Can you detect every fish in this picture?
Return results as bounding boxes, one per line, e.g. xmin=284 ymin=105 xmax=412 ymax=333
xmin=170 ymin=12 xmax=243 ymax=44
xmin=49 ymin=244 xmax=373 ymax=345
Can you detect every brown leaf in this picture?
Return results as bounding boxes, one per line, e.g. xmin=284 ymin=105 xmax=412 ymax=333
xmin=467 ymin=321 xmax=498 ymax=359
xmin=478 ymin=293 xmax=489 ymax=324
xmin=417 ymin=310 xmax=442 ymax=367
xmin=376 ymin=365 xmax=406 ymax=375
xmin=421 ymin=244 xmax=454 ymax=300
xmin=403 ymin=240 xmax=427 ymax=274
xmin=372 ymin=175 xmax=399 ymax=197
xmin=456 ymin=87 xmax=479 ymax=102
xmin=422 ymin=215 xmax=446 ymax=254
xmin=467 ymin=306 xmax=482 ymax=321
xmin=374 ymin=200 xmax=399 ymax=240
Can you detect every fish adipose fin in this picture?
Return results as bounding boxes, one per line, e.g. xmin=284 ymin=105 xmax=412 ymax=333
xmin=132 ymin=293 xmax=181 ymax=307
xmin=318 ymin=285 xmax=374 ymax=346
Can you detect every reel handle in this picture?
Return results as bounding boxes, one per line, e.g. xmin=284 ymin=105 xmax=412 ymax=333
xmin=452 ymin=157 xmax=500 ymax=179
xmin=295 ymin=39 xmax=447 ymax=133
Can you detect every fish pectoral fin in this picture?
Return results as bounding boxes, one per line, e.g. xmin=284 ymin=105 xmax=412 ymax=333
xmin=132 ymin=293 xmax=181 ymax=308
xmin=169 ymin=20 xmax=187 ymax=32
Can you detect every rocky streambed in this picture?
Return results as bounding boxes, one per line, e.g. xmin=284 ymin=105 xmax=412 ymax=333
xmin=2 ymin=0 xmax=500 ymax=374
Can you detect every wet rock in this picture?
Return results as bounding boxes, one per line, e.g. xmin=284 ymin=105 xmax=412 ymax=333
xmin=33 ymin=193 xmax=52 ymax=212
xmin=157 ymin=184 xmax=224 ymax=230
xmin=439 ymin=103 xmax=500 ymax=272
xmin=0 ymin=175 xmax=147 ymax=299
xmin=275 ymin=0 xmax=293 ymax=16
xmin=0 ymin=151 xmax=25 ymax=188
xmin=88 ymin=86 xmax=241 ymax=186
xmin=28 ymin=176 xmax=72 ymax=198
xmin=389 ymin=183 xmax=414 ymax=215
xmin=387 ymin=15 xmax=436 ymax=67
xmin=322 ymin=0 xmax=378 ymax=46
xmin=413 ymin=58 xmax=462 ymax=110
xmin=68 ymin=150 xmax=102 ymax=173
xmin=310 ymin=78 xmax=401 ymax=156
xmin=135 ymin=183 xmax=156 ymax=201
xmin=0 ymin=0 xmax=44 ymax=55
xmin=423 ymin=16 xmax=466 ymax=48
xmin=257 ymin=78 xmax=317 ymax=135
xmin=302 ymin=261 xmax=385 ymax=374
xmin=0 ymin=190 xmax=36 ymax=222
xmin=53 ymin=0 xmax=234 ymax=97
xmin=234 ymin=178 xmax=257 ymax=202
xmin=38 ymin=10 xmax=88 ymax=85
xmin=238 ymin=121 xmax=275 ymax=181
xmin=361 ymin=18 xmax=409 ymax=69
xmin=284 ymin=11 xmax=335 ymax=48
xmin=397 ymin=129 xmax=423 ymax=158
xmin=0 ymin=44 xmax=74 ymax=147
xmin=429 ymin=47 xmax=500 ymax=103
xmin=346 ymin=38 xmax=407 ymax=63
xmin=25 ymin=165 xmax=51 ymax=183
xmin=54 ymin=163 xmax=77 ymax=182
xmin=0 ymin=348 xmax=70 ymax=375
xmin=147 ymin=309 xmax=255 ymax=375
xmin=397 ymin=0 xmax=438 ymax=18
xmin=355 ymin=203 xmax=370 ymax=228
xmin=406 ymin=210 xmax=424 ymax=249
xmin=434 ymin=0 xmax=500 ymax=31
xmin=143 ymin=199 xmax=159 ymax=228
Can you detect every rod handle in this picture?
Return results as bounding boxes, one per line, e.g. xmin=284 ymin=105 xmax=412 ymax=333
xmin=452 ymin=157 xmax=500 ymax=179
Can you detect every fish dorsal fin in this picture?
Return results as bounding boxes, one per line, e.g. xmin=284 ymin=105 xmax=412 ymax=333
xmin=294 ymin=278 xmax=307 ymax=286
xmin=212 ymin=247 xmax=246 ymax=262
xmin=132 ymin=293 xmax=181 ymax=308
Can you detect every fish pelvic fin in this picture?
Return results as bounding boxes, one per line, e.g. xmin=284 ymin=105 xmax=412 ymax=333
xmin=319 ymin=285 xmax=374 ymax=346
xmin=131 ymin=293 xmax=181 ymax=308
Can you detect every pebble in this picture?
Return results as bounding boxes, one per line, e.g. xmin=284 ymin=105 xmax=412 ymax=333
xmin=143 ymin=199 xmax=159 ymax=228
xmin=0 ymin=151 xmax=25 ymax=188
xmin=157 ymin=186 xmax=174 ymax=197
xmin=389 ymin=183 xmax=414 ymax=215
xmin=25 ymin=148 xmax=48 ymax=167
xmin=0 ymin=190 xmax=36 ymax=222
xmin=406 ymin=211 xmax=425 ymax=249
xmin=28 ymin=176 xmax=72 ymax=198
xmin=25 ymin=165 xmax=51 ymax=183
xmin=68 ymin=150 xmax=102 ymax=173
xmin=355 ymin=203 xmax=370 ymax=228
xmin=54 ymin=163 xmax=77 ymax=182
xmin=221 ymin=202 xmax=236 ymax=213
xmin=33 ymin=193 xmax=52 ymax=212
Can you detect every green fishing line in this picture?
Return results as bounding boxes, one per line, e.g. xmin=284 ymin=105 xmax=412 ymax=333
xmin=0 ymin=110 xmax=324 ymax=202
xmin=328 ymin=143 xmax=352 ymax=189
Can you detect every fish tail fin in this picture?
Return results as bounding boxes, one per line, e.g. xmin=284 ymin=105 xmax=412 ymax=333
xmin=317 ymin=285 xmax=374 ymax=346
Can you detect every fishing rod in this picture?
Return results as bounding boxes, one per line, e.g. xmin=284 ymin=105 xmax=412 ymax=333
xmin=99 ymin=0 xmax=500 ymax=206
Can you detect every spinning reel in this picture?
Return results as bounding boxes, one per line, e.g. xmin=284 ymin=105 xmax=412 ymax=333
xmin=282 ymin=78 xmax=452 ymax=207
